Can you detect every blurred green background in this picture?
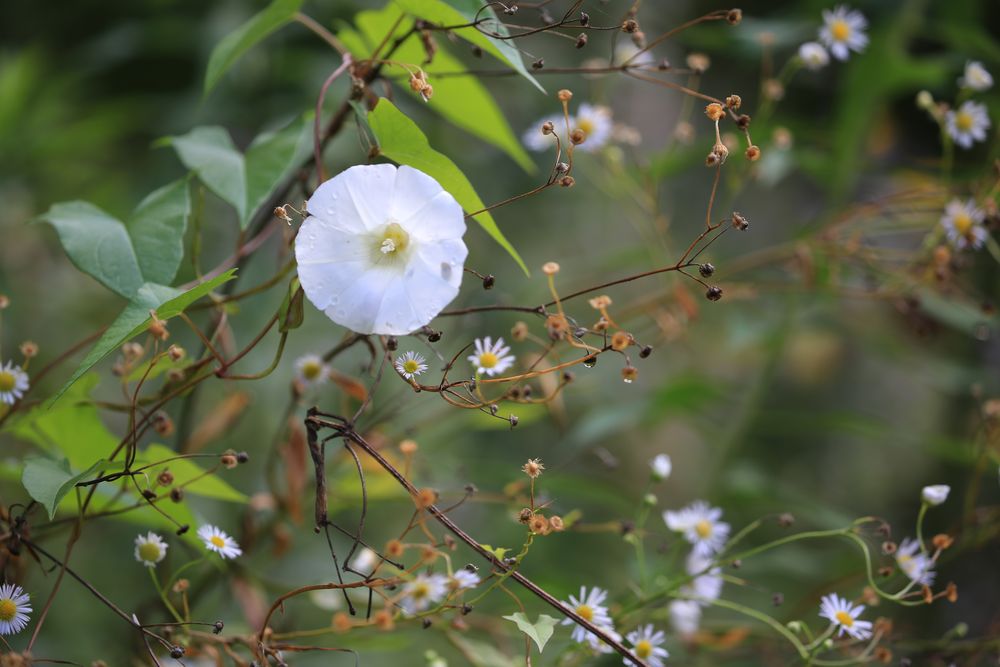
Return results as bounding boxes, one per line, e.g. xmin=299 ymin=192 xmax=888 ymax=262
xmin=1 ymin=0 xmax=999 ymax=664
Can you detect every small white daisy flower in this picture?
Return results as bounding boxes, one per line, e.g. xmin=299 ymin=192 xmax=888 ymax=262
xmin=523 ymin=114 xmax=563 ymax=152
xmin=561 ymin=586 xmax=614 ymax=644
xmin=295 ymin=164 xmax=468 ymax=336
xmin=921 ymin=484 xmax=951 ymax=506
xmin=959 ymin=61 xmax=993 ymax=91
xmin=664 ymin=500 xmax=731 ymax=556
xmin=946 ymin=101 xmax=991 ymax=149
xmin=349 ymin=547 xmax=378 ymax=572
xmin=395 ymin=351 xmax=428 ymax=380
xmin=468 ymin=336 xmax=515 ymax=376
xmin=798 ymin=42 xmax=830 ymax=70
xmin=198 ymin=525 xmax=242 ymax=560
xmin=819 ymin=593 xmax=873 ymax=640
xmin=650 ymin=454 xmax=672 ymax=481
xmin=399 ymin=573 xmax=449 ymax=615
xmin=625 ymin=624 xmax=669 ymax=666
xmin=0 ymin=361 xmax=29 ymax=405
xmin=449 ymin=568 xmax=481 ymax=591
xmin=572 ymin=103 xmax=614 ymax=153
xmin=896 ymin=537 xmax=936 ymax=586
xmin=684 ymin=553 xmax=724 ymax=603
xmin=586 ymin=624 xmax=622 ymax=654
xmin=294 ymin=354 xmax=329 ymax=388
xmin=668 ymin=599 xmax=701 ymax=638
xmin=818 ymin=6 xmax=868 ymax=61
xmin=134 ymin=532 xmax=168 ymax=568
xmin=941 ymin=199 xmax=988 ymax=250
xmin=613 ymin=42 xmax=657 ymax=68
xmin=0 ymin=583 xmax=31 ymax=635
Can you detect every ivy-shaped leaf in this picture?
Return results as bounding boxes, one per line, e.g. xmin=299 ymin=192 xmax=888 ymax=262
xmin=502 ymin=612 xmax=558 ymax=653
xmin=204 ymin=0 xmax=305 ymax=94
xmin=368 ymin=99 xmax=528 ymax=275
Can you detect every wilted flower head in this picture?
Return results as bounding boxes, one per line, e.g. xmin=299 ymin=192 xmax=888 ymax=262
xmin=134 ymin=532 xmax=169 ymax=567
xmin=922 ymin=484 xmax=950 ymax=506
xmin=940 ymin=200 xmax=988 ymax=250
xmin=399 ymin=573 xmax=448 ymax=615
xmin=819 ymin=6 xmax=868 ymax=61
xmin=664 ymin=500 xmax=731 ymax=556
xmin=0 ymin=583 xmax=31 ymax=636
xmin=819 ymin=593 xmax=873 ymax=640
xmin=798 ymin=42 xmax=830 ymax=70
xmin=946 ymin=101 xmax=991 ymax=149
xmin=959 ymin=61 xmax=993 ymax=91
xmin=295 ymin=165 xmax=468 ymax=335
xmin=198 ymin=525 xmax=242 ymax=560
xmin=0 ymin=361 xmax=29 ymax=405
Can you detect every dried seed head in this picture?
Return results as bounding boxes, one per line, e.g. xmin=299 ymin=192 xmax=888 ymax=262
xmin=559 ymin=175 xmax=575 ymax=188
xmin=686 ymin=53 xmax=710 ymax=73
xmin=777 ymin=512 xmax=794 ymax=527
xmin=419 ymin=84 xmax=434 ymax=102
xmin=557 ymin=89 xmax=573 ymax=102
xmin=873 ymin=647 xmax=892 ymax=664
xmin=593 ymin=316 xmax=609 ymax=332
xmin=541 ymin=120 xmax=555 ymax=135
xmin=173 ymin=579 xmax=189 ymax=593
xmin=945 ymin=582 xmax=957 ymax=602
xmin=0 ymin=295 xmax=8 ymax=309
xmin=579 ymin=11 xmax=590 ymax=26
xmin=414 ymin=487 xmax=438 ymax=509
xmin=482 ymin=274 xmax=495 ymax=290
xmin=711 ymin=142 xmax=729 ymax=164
xmin=555 ymin=161 xmax=569 ymax=173
xmin=236 ymin=451 xmax=249 ymax=463
xmin=699 ymin=262 xmax=716 ymax=277
xmin=152 ymin=411 xmax=174 ymax=437
xmin=588 ymin=295 xmax=612 ymax=309
xmin=528 ymin=514 xmax=550 ymax=535
xmin=763 ymin=78 xmax=784 ymax=101
xmin=705 ymin=103 xmax=726 ymax=121
xmin=569 ymin=128 xmax=586 ymax=145
xmin=610 ymin=331 xmax=632 ymax=351
xmin=522 ymin=458 xmax=544 ymax=478
xmin=621 ymin=366 xmax=638 ymax=383
xmin=385 ymin=539 xmax=405 ymax=559
xmin=420 ymin=544 xmax=438 ymax=563
xmin=333 ymin=612 xmax=352 ymax=632
xmin=639 ymin=345 xmax=653 ymax=359
xmin=731 ymin=212 xmax=749 ymax=230
xmin=148 ymin=310 xmax=169 ymax=341
xmin=509 ymin=414 xmax=519 ymax=428
xmin=409 ymin=72 xmax=426 ymax=92
xmin=622 ymin=18 xmax=639 ymax=33
xmin=123 ymin=342 xmax=144 ymax=362
xmin=19 ymin=341 xmax=38 ymax=358
xmin=705 ymin=286 xmax=723 ymax=301
xmin=221 ymin=453 xmax=238 ymax=469
xmin=167 ymin=344 xmax=185 ymax=362
xmin=511 ymin=321 xmax=529 ymax=342
xmin=727 ymin=8 xmax=743 ymax=24
xmin=373 ymin=609 xmax=394 ymax=631
xmin=399 ymin=439 xmax=418 ymax=455
xmin=549 ymin=515 xmax=565 ymax=531
xmin=157 ymin=470 xmax=175 ymax=486
xmin=932 ymin=533 xmax=954 ymax=550
xmin=575 ymin=33 xmax=588 ymax=49
xmin=882 ymin=541 xmax=897 ymax=555
xmin=518 ymin=507 xmax=533 ymax=523
xmin=170 ymin=487 xmax=184 ymax=502
xmin=532 ymin=58 xmax=544 ymax=69
xmin=546 ymin=314 xmax=569 ymax=340
xmin=745 ymin=144 xmax=761 ymax=161
xmin=542 ymin=261 xmax=560 ymax=275
xmin=725 ymin=94 xmax=742 ymax=110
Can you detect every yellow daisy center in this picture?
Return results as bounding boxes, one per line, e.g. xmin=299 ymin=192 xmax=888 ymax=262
xmin=576 ymin=604 xmax=594 ymax=621
xmin=835 ymin=610 xmax=854 ymax=627
xmin=411 ymin=583 xmax=429 ymax=600
xmin=478 ymin=351 xmax=499 ymax=369
xmin=403 ymin=359 xmax=420 ymax=374
xmin=952 ymin=212 xmax=973 ymax=235
xmin=635 ymin=640 xmax=652 ymax=658
xmin=0 ymin=599 xmax=16 ymax=622
xmin=378 ymin=222 xmax=410 ymax=256
xmin=210 ymin=535 xmax=226 ymax=549
xmin=301 ymin=360 xmax=323 ymax=380
xmin=831 ymin=20 xmax=851 ymax=42
xmin=695 ymin=519 xmax=713 ymax=539
xmin=138 ymin=542 xmax=162 ymax=562
xmin=955 ymin=111 xmax=974 ymax=132
xmin=0 ymin=371 xmax=15 ymax=392
xmin=577 ymin=117 xmax=595 ymax=138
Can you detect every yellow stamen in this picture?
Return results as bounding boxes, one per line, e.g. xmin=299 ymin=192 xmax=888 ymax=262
xmin=955 ymin=112 xmax=974 ymax=132
xmin=695 ymin=519 xmax=713 ymax=539
xmin=302 ymin=361 xmax=322 ymax=380
xmin=403 ymin=360 xmax=420 ymax=374
xmin=577 ymin=118 xmax=595 ymax=138
xmin=0 ymin=599 xmax=16 ymax=622
xmin=411 ymin=583 xmax=429 ymax=599
xmin=576 ymin=604 xmax=594 ymax=621
xmin=378 ymin=222 xmax=410 ymax=256
xmin=0 ymin=372 xmax=15 ymax=392
xmin=835 ymin=610 xmax=854 ymax=627
xmin=210 ymin=535 xmax=226 ymax=549
xmin=831 ymin=20 xmax=850 ymax=41
xmin=478 ymin=352 xmax=499 ymax=369
xmin=952 ymin=213 xmax=973 ymax=235
xmin=138 ymin=542 xmax=162 ymax=562
xmin=635 ymin=640 xmax=652 ymax=658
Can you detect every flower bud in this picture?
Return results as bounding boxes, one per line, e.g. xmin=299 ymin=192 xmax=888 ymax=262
xmin=542 ymin=261 xmax=560 ymax=275
xmin=726 ymin=9 xmax=742 ymax=24
xmin=575 ymin=33 xmax=588 ymax=49
xmin=745 ymin=145 xmax=761 ymax=161
xmin=559 ymin=176 xmax=575 ymax=187
xmin=511 ymin=321 xmax=529 ymax=342
xmin=705 ymin=286 xmax=723 ymax=301
xmin=167 ymin=344 xmax=185 ymax=362
xmin=621 ymin=366 xmax=638 ymax=383
xmin=699 ymin=263 xmax=716 ymax=277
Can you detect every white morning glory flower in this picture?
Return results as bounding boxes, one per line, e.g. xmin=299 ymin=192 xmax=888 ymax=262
xmin=818 ymin=6 xmax=868 ymax=61
xmin=573 ymin=103 xmax=614 ymax=152
xmin=940 ymin=199 xmax=988 ymax=250
xmin=798 ymin=42 xmax=830 ymax=70
xmin=650 ymin=454 xmax=672 ymax=481
xmin=668 ymin=599 xmax=701 ymax=637
xmin=664 ymin=500 xmax=731 ymax=556
xmin=0 ymin=583 xmax=31 ymax=635
xmin=198 ymin=525 xmax=242 ymax=560
xmin=896 ymin=537 xmax=936 ymax=586
xmin=295 ymin=164 xmax=468 ymax=335
xmin=294 ymin=353 xmax=329 ymax=388
xmin=134 ymin=532 xmax=169 ymax=568
xmin=921 ymin=484 xmax=950 ymax=506
xmin=625 ymin=624 xmax=669 ymax=666
xmin=0 ymin=361 xmax=29 ymax=405
xmin=395 ymin=351 xmax=428 ymax=380
xmin=399 ymin=573 xmax=449 ymax=615
xmin=946 ymin=101 xmax=991 ymax=149
xmin=468 ymin=336 xmax=515 ymax=376
xmin=959 ymin=61 xmax=993 ymax=91
xmin=819 ymin=593 xmax=873 ymax=640
xmin=561 ymin=586 xmax=614 ymax=644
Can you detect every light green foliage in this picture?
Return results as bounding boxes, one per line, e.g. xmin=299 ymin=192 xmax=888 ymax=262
xmin=278 ymin=277 xmax=304 ymax=333
xmin=502 ymin=612 xmax=558 ymax=652
xmin=368 ymin=99 xmax=528 ymax=274
xmin=204 ymin=0 xmax=305 ymax=94
xmin=22 ymin=457 xmax=123 ymax=519
xmin=338 ymin=5 xmax=534 ymax=173
xmin=167 ymin=115 xmax=312 ymax=229
xmin=139 ymin=444 xmax=247 ymax=503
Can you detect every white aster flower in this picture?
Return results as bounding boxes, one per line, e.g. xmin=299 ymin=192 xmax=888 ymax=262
xmin=940 ymin=199 xmax=988 ymax=250
xmin=295 ymin=164 xmax=468 ymax=336
xmin=449 ymin=568 xmax=481 ymax=591
xmin=921 ymin=484 xmax=950 ymax=506
xmin=613 ymin=42 xmax=657 ymax=68
xmin=134 ymin=532 xmax=168 ymax=568
xmin=198 ymin=525 xmax=242 ymax=560
xmin=0 ymin=361 xmax=29 ymax=405
xmin=572 ymin=104 xmax=614 ymax=153
xmin=395 ymin=351 xmax=428 ymax=380
xmin=798 ymin=42 xmax=830 ymax=70
xmin=523 ymin=114 xmax=563 ymax=152
xmin=668 ymin=599 xmax=701 ymax=638
xmin=625 ymin=624 xmax=669 ymax=666
xmin=895 ymin=537 xmax=936 ymax=586
xmin=561 ymin=586 xmax=614 ymax=644
xmin=959 ymin=61 xmax=993 ymax=91
xmin=586 ymin=624 xmax=622 ymax=654
xmin=818 ymin=6 xmax=868 ymax=61
xmin=0 ymin=583 xmax=31 ymax=635
xmin=399 ymin=573 xmax=449 ymax=615
xmin=294 ymin=354 xmax=329 ymax=388
xmin=683 ymin=553 xmax=723 ymax=603
xmin=663 ymin=500 xmax=731 ymax=556
xmin=650 ymin=454 xmax=672 ymax=481
xmin=819 ymin=593 xmax=873 ymax=640
xmin=946 ymin=101 xmax=991 ymax=149
xmin=468 ymin=336 xmax=515 ymax=376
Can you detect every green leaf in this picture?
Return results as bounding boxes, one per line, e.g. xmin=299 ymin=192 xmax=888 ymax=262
xmin=48 ymin=270 xmax=238 ymax=405
xmin=394 ymin=0 xmax=544 ymax=93
xmin=244 ymin=114 xmax=313 ymax=228
xmin=167 ymin=126 xmax=247 ymax=221
xmin=479 ymin=544 xmax=508 ymax=560
xmin=128 ymin=179 xmax=191 ymax=286
xmin=502 ymin=613 xmax=557 ymax=653
xmin=36 ymin=201 xmax=144 ymax=298
xmin=339 ymin=6 xmax=533 ymax=173
xmin=278 ymin=277 xmax=304 ymax=332
xmin=204 ymin=0 xmax=305 ymax=94
xmin=368 ymin=99 xmax=528 ymax=275
xmin=139 ymin=444 xmax=247 ymax=503
xmin=22 ymin=457 xmax=123 ymax=519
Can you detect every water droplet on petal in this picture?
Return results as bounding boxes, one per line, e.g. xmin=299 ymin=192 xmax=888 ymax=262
xmin=440 ymin=262 xmax=452 ymax=280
